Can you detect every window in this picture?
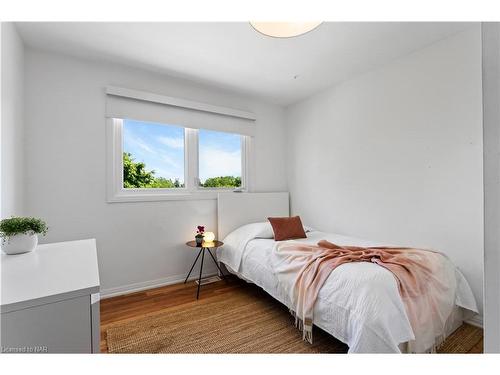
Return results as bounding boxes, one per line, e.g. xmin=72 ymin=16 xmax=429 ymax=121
xmin=123 ymin=119 xmax=185 ymax=189
xmin=198 ymin=129 xmax=242 ymax=189
xmin=107 ymin=118 xmax=249 ymax=202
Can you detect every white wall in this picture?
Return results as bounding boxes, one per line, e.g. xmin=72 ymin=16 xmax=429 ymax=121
xmin=23 ymin=49 xmax=287 ymax=296
xmin=1 ymin=23 xmax=24 ymax=217
xmin=286 ymin=28 xmax=484 ymax=315
xmin=481 ymin=22 xmax=500 ymax=352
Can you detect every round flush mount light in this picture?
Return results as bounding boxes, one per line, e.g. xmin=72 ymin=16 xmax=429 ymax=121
xmin=250 ymin=22 xmax=322 ymax=38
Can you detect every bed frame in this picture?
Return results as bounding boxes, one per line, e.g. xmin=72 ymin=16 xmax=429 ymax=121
xmin=217 ymin=192 xmax=289 ymax=240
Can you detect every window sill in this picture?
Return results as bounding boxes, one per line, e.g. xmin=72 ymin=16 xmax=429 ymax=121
xmin=107 ymin=189 xmax=246 ymax=203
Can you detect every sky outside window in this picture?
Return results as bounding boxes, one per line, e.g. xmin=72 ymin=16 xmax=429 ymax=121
xmin=123 ymin=119 xmax=185 ymax=184
xmin=198 ymin=129 xmax=241 ymax=185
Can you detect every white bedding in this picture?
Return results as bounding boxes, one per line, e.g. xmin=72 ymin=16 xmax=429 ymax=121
xmin=217 ymin=225 xmax=478 ymax=353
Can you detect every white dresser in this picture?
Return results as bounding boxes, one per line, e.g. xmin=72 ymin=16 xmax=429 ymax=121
xmin=1 ymin=239 xmax=100 ymax=353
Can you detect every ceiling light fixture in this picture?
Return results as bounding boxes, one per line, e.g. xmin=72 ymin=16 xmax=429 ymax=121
xmin=250 ymin=22 xmax=322 ymax=38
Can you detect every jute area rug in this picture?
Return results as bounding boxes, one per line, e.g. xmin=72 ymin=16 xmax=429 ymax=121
xmin=105 ymin=284 xmax=482 ymax=354
xmin=106 ymin=287 xmax=348 ymax=353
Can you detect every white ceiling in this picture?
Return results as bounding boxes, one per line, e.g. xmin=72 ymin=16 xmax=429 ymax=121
xmin=16 ymin=22 xmax=475 ymax=106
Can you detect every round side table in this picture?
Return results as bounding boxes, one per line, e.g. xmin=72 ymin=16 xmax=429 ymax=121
xmin=184 ymin=240 xmax=226 ymax=299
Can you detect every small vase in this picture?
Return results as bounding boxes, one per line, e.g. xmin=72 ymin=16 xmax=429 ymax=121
xmin=195 ymin=237 xmax=203 ymax=247
xmin=1 ymin=233 xmax=38 ymax=255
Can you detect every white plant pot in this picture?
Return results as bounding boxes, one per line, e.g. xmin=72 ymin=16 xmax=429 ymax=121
xmin=1 ymin=233 xmax=38 ymax=255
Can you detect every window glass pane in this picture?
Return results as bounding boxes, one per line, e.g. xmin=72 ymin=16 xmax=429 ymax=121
xmin=198 ymin=129 xmax=242 ymax=188
xmin=123 ymin=119 xmax=185 ymax=188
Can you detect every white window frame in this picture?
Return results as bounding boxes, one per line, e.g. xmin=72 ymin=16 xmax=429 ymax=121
xmin=106 ymin=118 xmax=250 ymax=202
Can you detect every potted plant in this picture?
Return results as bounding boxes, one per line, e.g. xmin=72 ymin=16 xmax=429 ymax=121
xmin=195 ymin=225 xmax=205 ymax=246
xmin=0 ymin=217 xmax=48 ymax=255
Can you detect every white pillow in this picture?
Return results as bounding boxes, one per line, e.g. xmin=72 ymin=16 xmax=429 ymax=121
xmin=222 ymin=222 xmax=274 ymax=245
xmin=250 ymin=221 xmax=313 ymax=237
xmin=230 ymin=221 xmax=313 ymax=240
xmin=249 ymin=221 xmax=275 ymax=238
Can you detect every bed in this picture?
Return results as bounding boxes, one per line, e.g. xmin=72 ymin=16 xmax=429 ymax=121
xmin=216 ymin=192 xmax=479 ymax=353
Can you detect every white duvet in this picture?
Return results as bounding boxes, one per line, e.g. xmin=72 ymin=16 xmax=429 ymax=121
xmin=217 ymin=223 xmax=478 ymax=353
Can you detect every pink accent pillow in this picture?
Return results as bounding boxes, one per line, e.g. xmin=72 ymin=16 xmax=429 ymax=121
xmin=267 ymin=216 xmax=307 ymax=241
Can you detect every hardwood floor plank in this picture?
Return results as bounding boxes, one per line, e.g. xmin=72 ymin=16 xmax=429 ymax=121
xmin=468 ymin=338 xmax=483 ymax=353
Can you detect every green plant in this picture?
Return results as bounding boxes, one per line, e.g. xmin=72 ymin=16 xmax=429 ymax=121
xmin=0 ymin=217 xmax=48 ymax=241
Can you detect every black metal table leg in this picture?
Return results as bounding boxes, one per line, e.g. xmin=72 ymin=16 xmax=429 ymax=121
xmin=184 ymin=247 xmax=203 ymax=284
xmin=207 ymin=248 xmax=227 ymax=281
xmin=196 ymin=247 xmax=205 ymax=299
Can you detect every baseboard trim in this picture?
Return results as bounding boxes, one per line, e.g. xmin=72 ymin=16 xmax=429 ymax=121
xmin=100 ymin=271 xmax=218 ymax=299
xmin=466 ymin=314 xmax=484 ymax=328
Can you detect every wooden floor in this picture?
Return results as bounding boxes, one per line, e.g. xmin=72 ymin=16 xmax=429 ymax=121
xmin=100 ymin=277 xmax=482 ymax=353
xmin=100 ymin=276 xmax=245 ymax=352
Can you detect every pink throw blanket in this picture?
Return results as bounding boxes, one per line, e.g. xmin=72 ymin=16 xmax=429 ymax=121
xmin=273 ymin=240 xmax=457 ymax=352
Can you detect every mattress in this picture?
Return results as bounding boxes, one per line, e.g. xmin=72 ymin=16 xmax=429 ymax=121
xmin=218 ymin=229 xmax=478 ymax=353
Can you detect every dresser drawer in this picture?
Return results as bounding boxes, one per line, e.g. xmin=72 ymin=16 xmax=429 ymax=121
xmin=1 ymin=295 xmax=92 ymax=353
